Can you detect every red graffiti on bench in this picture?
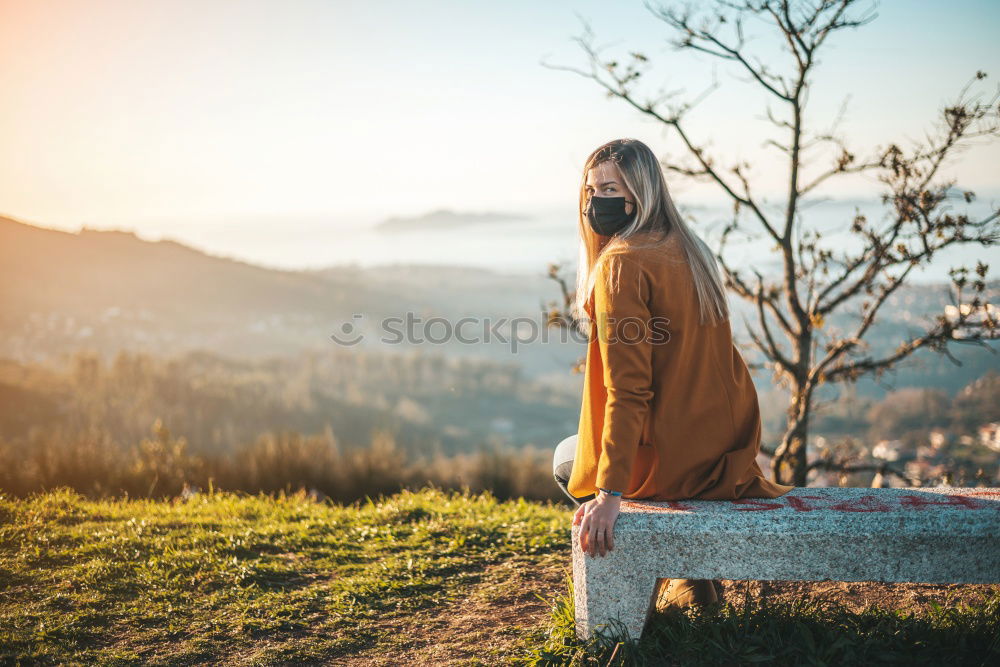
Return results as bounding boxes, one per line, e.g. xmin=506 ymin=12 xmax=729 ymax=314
xmin=623 ymin=491 xmax=1000 ymax=514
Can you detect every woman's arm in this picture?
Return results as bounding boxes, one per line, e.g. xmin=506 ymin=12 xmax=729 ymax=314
xmin=592 ymin=252 xmax=655 ymax=493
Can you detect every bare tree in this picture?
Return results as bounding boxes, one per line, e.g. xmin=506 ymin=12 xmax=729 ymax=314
xmin=540 ymin=0 xmax=1000 ymax=487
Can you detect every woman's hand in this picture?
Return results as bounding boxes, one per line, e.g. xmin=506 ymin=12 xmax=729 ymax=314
xmin=573 ymin=492 xmax=621 ymax=557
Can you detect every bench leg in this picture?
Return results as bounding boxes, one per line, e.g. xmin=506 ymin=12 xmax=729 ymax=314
xmin=572 ymin=549 xmax=658 ymax=642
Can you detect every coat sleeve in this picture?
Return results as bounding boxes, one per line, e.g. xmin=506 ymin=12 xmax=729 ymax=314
xmin=592 ymin=253 xmax=655 ymax=493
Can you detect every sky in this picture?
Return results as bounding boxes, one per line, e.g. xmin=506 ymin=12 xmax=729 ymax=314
xmin=1 ymin=0 xmax=998 ymax=246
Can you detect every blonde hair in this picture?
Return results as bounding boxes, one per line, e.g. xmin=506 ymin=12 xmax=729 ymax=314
xmin=574 ymin=138 xmax=729 ymax=326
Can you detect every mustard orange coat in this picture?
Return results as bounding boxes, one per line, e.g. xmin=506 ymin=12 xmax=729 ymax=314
xmin=567 ymin=231 xmax=795 ymax=501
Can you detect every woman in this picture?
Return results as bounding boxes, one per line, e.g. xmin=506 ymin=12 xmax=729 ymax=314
xmin=552 ymin=138 xmax=795 ymax=615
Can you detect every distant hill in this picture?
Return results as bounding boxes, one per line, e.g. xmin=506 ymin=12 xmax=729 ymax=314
xmin=374 ymin=208 xmax=532 ymax=231
xmin=0 ymin=215 xmax=410 ymax=359
xmin=0 ymin=215 xmax=573 ymax=371
xmin=0 ymin=215 xmax=384 ymax=316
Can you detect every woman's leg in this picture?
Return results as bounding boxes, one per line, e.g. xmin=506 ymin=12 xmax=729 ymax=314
xmin=552 ymin=433 xmax=595 ymax=506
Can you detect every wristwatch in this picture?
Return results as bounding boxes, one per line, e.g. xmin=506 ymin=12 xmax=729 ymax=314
xmin=598 ymin=487 xmax=623 ymax=497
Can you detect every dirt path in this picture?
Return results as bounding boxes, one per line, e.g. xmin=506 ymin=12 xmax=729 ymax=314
xmin=336 ymin=552 xmax=566 ymax=666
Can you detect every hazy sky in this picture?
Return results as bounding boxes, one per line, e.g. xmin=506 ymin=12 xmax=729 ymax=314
xmin=2 ymin=0 xmax=998 ymax=235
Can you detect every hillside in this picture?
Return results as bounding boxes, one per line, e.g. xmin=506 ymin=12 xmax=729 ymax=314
xmin=0 ymin=215 xmax=579 ymax=377
xmin=0 ymin=487 xmax=997 ymax=665
xmin=0 ymin=215 xmax=412 ymax=359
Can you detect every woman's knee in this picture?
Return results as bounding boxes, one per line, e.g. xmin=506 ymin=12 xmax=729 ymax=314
xmin=553 ymin=433 xmax=578 ymax=480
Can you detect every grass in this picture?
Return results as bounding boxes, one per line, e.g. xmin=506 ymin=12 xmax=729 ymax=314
xmin=1 ymin=486 xmax=998 ymax=665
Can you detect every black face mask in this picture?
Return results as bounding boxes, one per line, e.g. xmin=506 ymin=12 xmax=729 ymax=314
xmin=585 ymin=195 xmax=636 ymax=236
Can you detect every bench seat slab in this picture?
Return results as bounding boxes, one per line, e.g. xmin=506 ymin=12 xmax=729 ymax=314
xmin=571 ymin=486 xmax=1000 ymax=642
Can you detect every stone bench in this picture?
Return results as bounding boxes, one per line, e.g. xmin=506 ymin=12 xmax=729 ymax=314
xmin=571 ymin=486 xmax=1000 ymax=642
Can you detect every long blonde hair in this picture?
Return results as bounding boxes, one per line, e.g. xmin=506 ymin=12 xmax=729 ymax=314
xmin=574 ymin=138 xmax=729 ymax=326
